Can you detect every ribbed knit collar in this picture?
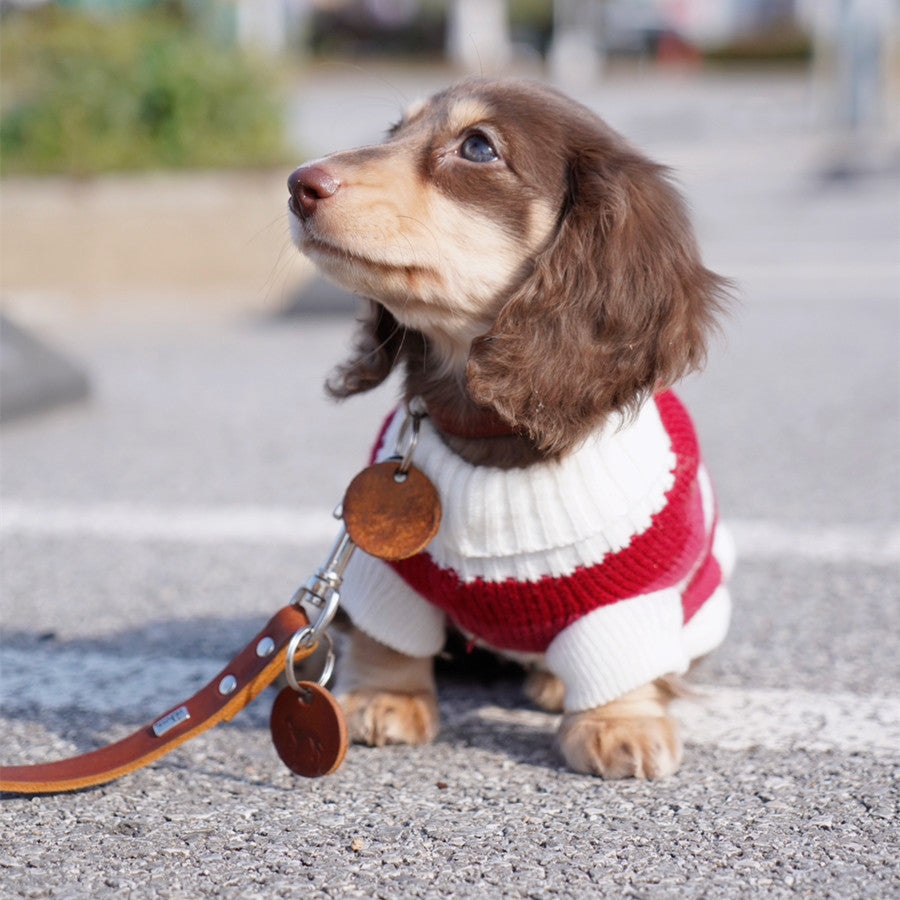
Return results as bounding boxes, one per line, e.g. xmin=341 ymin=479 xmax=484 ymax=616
xmin=375 ymin=396 xmax=681 ymax=583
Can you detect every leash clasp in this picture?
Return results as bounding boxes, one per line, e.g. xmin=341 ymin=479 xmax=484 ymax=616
xmin=285 ymin=525 xmax=354 ymax=691
xmin=283 ymin=400 xmax=430 ymax=692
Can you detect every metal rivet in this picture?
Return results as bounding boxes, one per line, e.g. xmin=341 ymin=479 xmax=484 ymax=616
xmin=256 ymin=636 xmax=275 ymax=658
xmin=218 ymin=674 xmax=238 ymax=696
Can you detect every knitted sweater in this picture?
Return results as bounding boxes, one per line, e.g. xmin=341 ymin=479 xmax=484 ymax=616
xmin=340 ymin=391 xmax=734 ymax=711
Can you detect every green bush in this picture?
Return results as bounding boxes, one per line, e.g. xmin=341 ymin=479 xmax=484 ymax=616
xmin=704 ymin=23 xmax=812 ymax=65
xmin=0 ymin=8 xmax=290 ymax=175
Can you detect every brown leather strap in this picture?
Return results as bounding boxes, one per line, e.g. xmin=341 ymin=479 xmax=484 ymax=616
xmin=1 ymin=605 xmax=313 ymax=795
xmin=425 ymin=402 xmax=520 ymax=440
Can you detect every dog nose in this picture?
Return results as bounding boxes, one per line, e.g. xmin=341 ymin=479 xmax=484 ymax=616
xmin=288 ymin=165 xmax=340 ymax=216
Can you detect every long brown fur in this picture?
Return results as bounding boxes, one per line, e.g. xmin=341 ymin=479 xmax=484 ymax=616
xmin=466 ymin=137 xmax=729 ymax=455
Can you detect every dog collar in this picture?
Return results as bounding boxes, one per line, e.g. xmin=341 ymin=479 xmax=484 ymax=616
xmin=424 ymin=402 xmax=521 ymax=440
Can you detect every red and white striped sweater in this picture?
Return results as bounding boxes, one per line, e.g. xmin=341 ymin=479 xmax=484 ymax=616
xmin=340 ymin=391 xmax=734 ymax=711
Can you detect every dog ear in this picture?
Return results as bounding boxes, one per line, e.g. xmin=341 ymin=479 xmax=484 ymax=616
xmin=466 ymin=137 xmax=731 ymax=454
xmin=327 ymin=301 xmax=407 ymax=398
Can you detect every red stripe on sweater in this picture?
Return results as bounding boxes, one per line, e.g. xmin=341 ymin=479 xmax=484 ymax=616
xmin=373 ymin=392 xmax=720 ymax=653
xmin=681 ymin=547 xmax=723 ymax=624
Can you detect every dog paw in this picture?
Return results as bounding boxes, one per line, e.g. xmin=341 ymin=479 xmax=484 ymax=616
xmin=558 ymin=711 xmax=683 ymax=780
xmin=339 ymin=690 xmax=439 ymax=747
xmin=524 ymin=669 xmax=566 ymax=712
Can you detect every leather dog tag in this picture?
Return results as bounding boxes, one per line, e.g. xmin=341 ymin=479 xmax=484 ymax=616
xmin=342 ymin=461 xmax=441 ymax=561
xmin=270 ymin=684 xmax=348 ymax=778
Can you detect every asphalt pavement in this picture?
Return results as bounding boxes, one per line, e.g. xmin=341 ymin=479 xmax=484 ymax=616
xmin=1 ymin=64 xmax=898 ymax=898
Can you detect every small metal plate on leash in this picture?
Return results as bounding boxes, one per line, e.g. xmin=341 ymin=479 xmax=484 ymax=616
xmin=270 ymin=683 xmax=348 ymax=778
xmin=342 ymin=461 xmax=441 ymax=561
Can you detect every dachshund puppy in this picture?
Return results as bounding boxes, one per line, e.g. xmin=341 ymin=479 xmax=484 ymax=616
xmin=288 ymin=78 xmax=734 ymax=779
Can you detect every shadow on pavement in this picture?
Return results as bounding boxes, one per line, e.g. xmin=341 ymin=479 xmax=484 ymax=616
xmin=0 ymin=315 xmax=90 ymax=422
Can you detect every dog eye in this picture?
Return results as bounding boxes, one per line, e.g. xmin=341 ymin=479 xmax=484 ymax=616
xmin=460 ymin=132 xmax=498 ymax=163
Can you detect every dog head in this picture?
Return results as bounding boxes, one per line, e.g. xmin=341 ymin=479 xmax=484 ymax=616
xmin=289 ymin=78 xmax=729 ymax=454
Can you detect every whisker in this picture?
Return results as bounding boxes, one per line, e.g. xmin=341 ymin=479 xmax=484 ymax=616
xmin=396 ymin=215 xmax=443 ymax=265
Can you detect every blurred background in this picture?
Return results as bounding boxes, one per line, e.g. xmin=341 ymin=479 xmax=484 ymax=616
xmin=1 ymin=0 xmax=898 ymax=357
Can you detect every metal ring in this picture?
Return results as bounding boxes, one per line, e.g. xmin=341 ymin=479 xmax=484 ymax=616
xmin=316 ymin=633 xmax=336 ymax=687
xmin=284 ymin=629 xmax=335 ymax=693
xmin=284 ymin=626 xmax=315 ymax=693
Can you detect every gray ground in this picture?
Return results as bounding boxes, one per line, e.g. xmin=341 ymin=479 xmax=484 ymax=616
xmin=1 ymin=65 xmax=898 ymax=898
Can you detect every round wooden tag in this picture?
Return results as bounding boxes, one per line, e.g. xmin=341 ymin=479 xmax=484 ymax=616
xmin=270 ymin=684 xmax=348 ymax=778
xmin=342 ymin=461 xmax=441 ymax=561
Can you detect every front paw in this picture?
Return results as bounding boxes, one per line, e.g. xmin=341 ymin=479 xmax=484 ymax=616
xmin=558 ymin=711 xmax=682 ymax=780
xmin=339 ymin=690 xmax=439 ymax=747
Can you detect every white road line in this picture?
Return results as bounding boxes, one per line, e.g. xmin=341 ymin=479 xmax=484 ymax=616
xmin=1 ymin=501 xmax=898 ymax=564
xmin=727 ymin=518 xmax=900 ymax=566
xmin=1 ymin=646 xmax=897 ymax=756
xmin=0 ymin=501 xmax=336 ymax=546
xmin=472 ymin=688 xmax=900 ymax=756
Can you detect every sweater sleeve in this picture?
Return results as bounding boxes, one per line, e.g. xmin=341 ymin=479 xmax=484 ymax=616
xmin=339 ymin=550 xmax=447 ymax=658
xmin=547 ymin=517 xmax=735 ymax=712
xmin=545 ymin=587 xmax=690 ymax=711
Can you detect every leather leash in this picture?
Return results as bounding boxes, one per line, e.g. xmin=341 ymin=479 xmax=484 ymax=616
xmin=1 ymin=403 xmax=441 ymax=796
xmin=0 ymin=604 xmax=314 ymax=794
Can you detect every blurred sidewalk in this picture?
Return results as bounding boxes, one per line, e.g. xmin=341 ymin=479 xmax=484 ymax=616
xmin=3 ymin=64 xmax=897 ymax=312
xmin=1 ymin=63 xmax=897 ymax=341
xmin=4 ymin=63 xmax=897 ymax=420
